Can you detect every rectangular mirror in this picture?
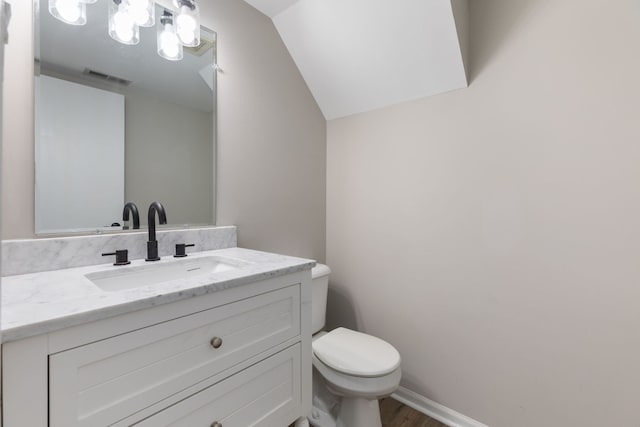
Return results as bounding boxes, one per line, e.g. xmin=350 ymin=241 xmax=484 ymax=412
xmin=34 ymin=0 xmax=216 ymax=235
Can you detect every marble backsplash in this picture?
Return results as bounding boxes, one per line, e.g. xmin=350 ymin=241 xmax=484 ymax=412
xmin=1 ymin=226 xmax=237 ymax=277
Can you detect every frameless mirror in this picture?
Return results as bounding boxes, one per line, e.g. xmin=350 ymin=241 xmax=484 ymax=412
xmin=34 ymin=0 xmax=216 ymax=235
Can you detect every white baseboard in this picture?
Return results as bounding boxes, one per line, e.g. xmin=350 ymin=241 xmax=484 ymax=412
xmin=391 ymin=386 xmax=489 ymax=427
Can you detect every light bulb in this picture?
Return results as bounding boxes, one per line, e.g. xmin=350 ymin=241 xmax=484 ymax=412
xmin=157 ymin=10 xmax=183 ymax=61
xmin=50 ymin=0 xmax=86 ymax=25
xmin=160 ymin=24 xmax=180 ymax=58
xmin=176 ymin=6 xmax=197 ymax=31
xmin=114 ymin=7 xmax=134 ymax=42
xmin=128 ymin=0 xmax=154 ymax=27
xmin=56 ymin=0 xmax=81 ymax=22
xmin=109 ymin=1 xmax=139 ymax=44
xmin=175 ymin=3 xmax=200 ymax=46
xmin=177 ymin=27 xmax=195 ymax=46
xmin=130 ymin=8 xmax=150 ymax=26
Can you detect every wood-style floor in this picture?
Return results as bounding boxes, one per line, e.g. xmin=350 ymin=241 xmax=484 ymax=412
xmin=380 ymin=398 xmax=448 ymax=427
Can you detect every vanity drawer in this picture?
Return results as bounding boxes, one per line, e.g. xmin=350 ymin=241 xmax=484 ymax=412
xmin=133 ymin=344 xmax=301 ymax=427
xmin=49 ymin=285 xmax=300 ymax=427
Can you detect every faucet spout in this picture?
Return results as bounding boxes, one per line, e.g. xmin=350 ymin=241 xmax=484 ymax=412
xmin=146 ymin=201 xmax=168 ymax=261
xmin=122 ymin=202 xmax=140 ymax=230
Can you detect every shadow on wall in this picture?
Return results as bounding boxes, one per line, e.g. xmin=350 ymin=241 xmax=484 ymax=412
xmin=468 ymin=0 xmax=541 ymax=83
xmin=325 ymin=284 xmax=359 ymax=332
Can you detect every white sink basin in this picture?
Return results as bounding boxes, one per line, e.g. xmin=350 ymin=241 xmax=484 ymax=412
xmin=86 ymin=256 xmax=243 ymax=292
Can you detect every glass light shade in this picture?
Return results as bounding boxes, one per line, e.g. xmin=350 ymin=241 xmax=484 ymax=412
xmin=127 ymin=0 xmax=155 ymax=27
xmin=175 ymin=1 xmax=200 ymax=47
xmin=109 ymin=0 xmax=140 ymax=45
xmin=78 ymin=0 xmax=97 ymax=4
xmin=157 ymin=12 xmax=183 ymax=61
xmin=48 ymin=0 xmax=87 ymax=25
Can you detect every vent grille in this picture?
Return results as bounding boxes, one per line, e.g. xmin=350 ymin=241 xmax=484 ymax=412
xmin=82 ymin=68 xmax=132 ymax=86
xmin=185 ymin=37 xmax=216 ymax=57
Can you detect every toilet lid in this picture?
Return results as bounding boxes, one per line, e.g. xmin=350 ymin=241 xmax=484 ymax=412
xmin=312 ymin=328 xmax=401 ymax=377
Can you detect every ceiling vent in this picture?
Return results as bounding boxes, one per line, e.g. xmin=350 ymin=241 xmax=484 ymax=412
xmin=82 ymin=68 xmax=132 ymax=86
xmin=185 ymin=37 xmax=216 ymax=57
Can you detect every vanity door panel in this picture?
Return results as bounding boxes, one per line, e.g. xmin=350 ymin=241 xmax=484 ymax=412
xmin=133 ymin=344 xmax=301 ymax=427
xmin=49 ymin=285 xmax=300 ymax=427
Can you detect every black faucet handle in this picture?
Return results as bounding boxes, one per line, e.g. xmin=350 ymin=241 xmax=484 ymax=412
xmin=102 ymin=249 xmax=131 ymax=266
xmin=174 ymin=243 xmax=195 ymax=258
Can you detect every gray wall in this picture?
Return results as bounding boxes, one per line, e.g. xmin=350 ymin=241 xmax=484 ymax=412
xmin=2 ymin=0 xmax=32 ymax=239
xmin=125 ymin=92 xmax=213 ymax=226
xmin=326 ymin=0 xmax=640 ymax=426
xmin=206 ymin=0 xmax=326 ymax=261
xmin=2 ymin=0 xmax=326 ymax=262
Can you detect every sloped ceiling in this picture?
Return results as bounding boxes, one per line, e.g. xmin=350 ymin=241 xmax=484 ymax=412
xmin=244 ymin=0 xmax=469 ymax=120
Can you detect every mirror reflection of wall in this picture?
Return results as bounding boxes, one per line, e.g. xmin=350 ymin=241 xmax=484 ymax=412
xmin=34 ymin=1 xmax=216 ymax=235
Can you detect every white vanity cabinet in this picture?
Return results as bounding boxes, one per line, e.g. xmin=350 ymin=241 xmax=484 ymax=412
xmin=2 ymin=270 xmax=312 ymax=427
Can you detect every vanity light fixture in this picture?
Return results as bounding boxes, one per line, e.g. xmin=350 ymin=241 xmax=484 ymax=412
xmin=108 ymin=0 xmax=140 ymax=45
xmin=48 ymin=0 xmax=202 ymax=61
xmin=157 ymin=10 xmax=183 ymax=61
xmin=48 ymin=0 xmax=86 ymax=26
xmin=174 ymin=0 xmax=200 ymax=47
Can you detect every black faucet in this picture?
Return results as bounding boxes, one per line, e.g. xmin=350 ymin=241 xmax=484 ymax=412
xmin=146 ymin=201 xmax=167 ymax=261
xmin=122 ymin=202 xmax=140 ymax=230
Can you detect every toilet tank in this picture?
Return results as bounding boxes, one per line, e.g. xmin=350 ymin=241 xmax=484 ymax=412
xmin=311 ymin=263 xmax=331 ymax=334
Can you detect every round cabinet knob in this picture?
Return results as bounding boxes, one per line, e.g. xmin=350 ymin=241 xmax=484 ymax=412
xmin=210 ymin=337 xmax=223 ymax=349
xmin=211 ymin=422 xmax=222 ymax=427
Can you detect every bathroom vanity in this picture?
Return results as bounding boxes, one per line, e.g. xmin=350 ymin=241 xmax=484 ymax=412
xmin=1 ymin=244 xmax=313 ymax=427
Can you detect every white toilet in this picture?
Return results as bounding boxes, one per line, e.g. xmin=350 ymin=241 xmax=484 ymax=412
xmin=305 ymin=264 xmax=402 ymax=427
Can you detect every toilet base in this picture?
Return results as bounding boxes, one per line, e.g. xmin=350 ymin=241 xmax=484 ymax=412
xmin=307 ymin=405 xmax=335 ymax=427
xmin=307 ymin=369 xmax=384 ymax=427
xmin=307 ymin=397 xmax=382 ymax=427
xmin=336 ymin=397 xmax=382 ymax=427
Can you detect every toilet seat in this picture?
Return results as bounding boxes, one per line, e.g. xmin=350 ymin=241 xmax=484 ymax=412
xmin=312 ymin=328 xmax=401 ymax=377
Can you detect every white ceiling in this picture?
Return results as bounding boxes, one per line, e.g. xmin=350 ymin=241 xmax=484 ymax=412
xmin=242 ymin=0 xmax=301 ymax=17
xmin=244 ymin=0 xmax=468 ymax=120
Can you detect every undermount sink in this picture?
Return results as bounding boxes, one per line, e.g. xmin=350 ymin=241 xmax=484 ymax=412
xmin=86 ymin=256 xmax=243 ymax=292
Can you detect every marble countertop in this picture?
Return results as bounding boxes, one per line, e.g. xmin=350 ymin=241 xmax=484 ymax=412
xmin=1 ymin=247 xmax=315 ymax=343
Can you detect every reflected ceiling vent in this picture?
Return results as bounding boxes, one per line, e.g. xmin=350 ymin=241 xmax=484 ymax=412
xmin=82 ymin=68 xmax=132 ymax=86
xmin=185 ymin=37 xmax=215 ymax=57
